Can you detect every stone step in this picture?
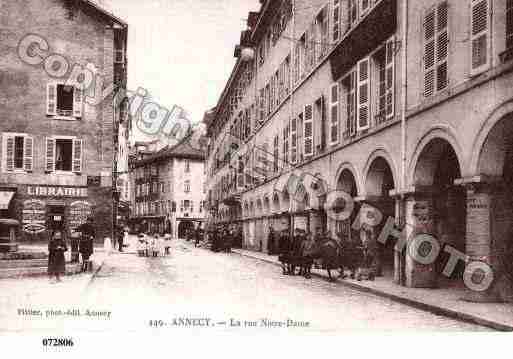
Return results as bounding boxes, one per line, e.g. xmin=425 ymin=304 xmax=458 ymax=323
xmin=0 ymin=263 xmax=82 ymax=279
xmin=0 ymin=259 xmax=48 ymax=269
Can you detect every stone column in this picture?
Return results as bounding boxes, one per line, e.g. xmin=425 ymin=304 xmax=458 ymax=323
xmin=404 ymin=194 xmax=438 ymax=288
xmin=393 ymin=196 xmax=405 ymax=285
xmin=462 ymin=181 xmax=513 ymax=302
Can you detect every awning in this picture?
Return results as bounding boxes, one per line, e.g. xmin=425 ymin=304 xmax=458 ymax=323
xmin=0 ymin=190 xmax=16 ymax=210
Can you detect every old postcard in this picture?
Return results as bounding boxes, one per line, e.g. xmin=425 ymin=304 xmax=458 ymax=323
xmin=1 ymin=0 xmax=512 ymax=354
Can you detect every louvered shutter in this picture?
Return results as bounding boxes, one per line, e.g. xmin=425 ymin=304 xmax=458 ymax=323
xmin=5 ymin=136 xmax=14 ymax=171
xmin=333 ymin=0 xmax=341 ymax=42
xmin=424 ymin=8 xmax=436 ymax=97
xmin=436 ymin=2 xmax=449 ymax=91
xmin=291 ymin=117 xmax=298 ymax=164
xmin=304 ymin=104 xmax=314 ymax=157
xmin=470 ymin=0 xmax=490 ymax=75
xmin=45 ymin=138 xmax=55 ymax=172
xmin=330 ymin=83 xmax=339 ymax=145
xmin=23 ymin=136 xmax=33 ymax=172
xmin=72 ymin=139 xmax=83 ymax=173
xmin=47 ymin=83 xmax=57 ymax=116
xmin=357 ymin=58 xmax=370 ymax=131
xmin=73 ymin=85 xmax=83 ymax=118
xmin=385 ymin=38 xmax=395 ymax=118
xmin=348 ymin=71 xmax=357 ymax=136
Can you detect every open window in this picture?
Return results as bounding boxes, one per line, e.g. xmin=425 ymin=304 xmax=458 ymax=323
xmin=47 ymin=83 xmax=83 ymax=118
xmin=45 ymin=137 xmax=82 ymax=173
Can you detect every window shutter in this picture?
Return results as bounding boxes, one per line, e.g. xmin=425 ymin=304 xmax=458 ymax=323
xmin=23 ymin=136 xmax=33 ymax=172
xmin=73 ymin=85 xmax=83 ymax=118
xmin=348 ymin=71 xmax=357 ymax=136
xmin=5 ymin=136 xmax=14 ymax=171
xmin=424 ymin=8 xmax=436 ymax=97
xmin=436 ymin=1 xmax=449 ymax=92
xmin=45 ymin=138 xmax=55 ymax=172
xmin=333 ymin=0 xmax=341 ymax=42
xmin=357 ymin=58 xmax=370 ymax=131
xmin=385 ymin=38 xmax=395 ymax=119
xmin=72 ymin=138 xmax=83 ymax=173
xmin=291 ymin=117 xmax=298 ymax=164
xmin=46 ymin=83 xmax=57 ymax=116
xmin=470 ymin=0 xmax=490 ymax=75
xmin=304 ymin=104 xmax=314 ymax=157
xmin=330 ymin=83 xmax=339 ymax=145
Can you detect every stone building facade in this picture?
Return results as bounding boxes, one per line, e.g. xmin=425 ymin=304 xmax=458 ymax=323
xmin=204 ymin=0 xmax=513 ymax=301
xmin=129 ymin=133 xmax=206 ymax=239
xmin=0 ymin=0 xmax=128 ymax=242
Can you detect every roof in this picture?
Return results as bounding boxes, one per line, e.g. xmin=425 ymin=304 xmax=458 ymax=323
xmin=79 ymin=0 xmax=127 ymax=27
xmin=133 ymin=132 xmax=206 ymax=166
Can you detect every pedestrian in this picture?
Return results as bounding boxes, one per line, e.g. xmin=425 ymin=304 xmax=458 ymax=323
xmin=194 ymin=226 xmax=201 ymax=248
xmin=151 ymin=233 xmax=159 ymax=257
xmin=301 ymin=231 xmax=316 ymax=279
xmin=267 ymin=226 xmax=275 ymax=255
xmin=104 ymin=236 xmax=112 ymax=256
xmin=137 ymin=233 xmax=146 ymax=257
xmin=164 ymin=232 xmax=172 ymax=255
xmin=48 ymin=230 xmax=68 ymax=283
xmin=77 ymin=217 xmax=95 ymax=272
xmin=117 ymin=225 xmax=125 ymax=252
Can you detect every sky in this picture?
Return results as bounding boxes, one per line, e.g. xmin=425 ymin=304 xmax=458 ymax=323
xmin=100 ymin=0 xmax=260 ymax=142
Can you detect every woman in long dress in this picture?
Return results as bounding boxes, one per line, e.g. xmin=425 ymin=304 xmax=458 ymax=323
xmin=48 ymin=230 xmax=68 ymax=283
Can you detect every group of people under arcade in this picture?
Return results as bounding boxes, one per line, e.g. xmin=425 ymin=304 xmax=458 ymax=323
xmin=267 ymin=224 xmax=380 ymax=281
xmin=204 ymin=224 xmax=243 ymax=253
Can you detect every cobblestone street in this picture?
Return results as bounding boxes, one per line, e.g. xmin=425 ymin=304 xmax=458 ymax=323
xmin=0 ymin=237 xmax=491 ymax=333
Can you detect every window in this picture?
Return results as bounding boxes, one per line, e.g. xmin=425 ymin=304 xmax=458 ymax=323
xmin=273 ymin=135 xmax=279 ymax=172
xmin=360 ymin=0 xmax=370 ymax=16
xmin=45 ymin=137 xmax=82 ymax=173
xmin=4 ymin=134 xmax=33 ymax=172
xmin=348 ymin=0 xmax=358 ymax=27
xmin=47 ymin=83 xmax=82 ymax=118
xmin=470 ymin=0 xmax=491 ymax=75
xmin=185 ymin=159 xmax=190 ymax=173
xmin=316 ymin=6 xmax=329 ymax=59
xmin=282 ymin=124 xmax=289 ymax=166
xmin=342 ymin=70 xmax=357 ymax=137
xmin=333 ymin=0 xmax=341 ymax=42
xmin=184 ymin=180 xmax=190 ymax=193
xmin=265 ymin=83 xmax=271 ymax=116
xmin=304 ymin=104 xmax=314 ymax=157
xmin=374 ymin=38 xmax=395 ymax=123
xmin=294 ymin=42 xmax=301 ymax=84
xmin=423 ymin=2 xmax=449 ymax=97
xmin=290 ymin=117 xmax=298 ymax=164
xmin=507 ymin=0 xmax=513 ymax=50
xmin=330 ymin=83 xmax=340 ymax=145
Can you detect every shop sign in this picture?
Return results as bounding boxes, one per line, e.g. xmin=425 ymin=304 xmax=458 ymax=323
xmin=27 ymin=186 xmax=88 ymax=198
xmin=69 ymin=201 xmax=92 ymax=235
xmin=22 ymin=199 xmax=46 ymax=234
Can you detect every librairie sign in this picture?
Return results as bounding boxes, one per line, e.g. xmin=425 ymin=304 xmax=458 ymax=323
xmin=27 ymin=186 xmax=88 ymax=198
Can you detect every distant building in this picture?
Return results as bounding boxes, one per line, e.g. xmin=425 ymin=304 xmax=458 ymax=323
xmin=0 ymin=0 xmax=128 ymax=242
xmin=129 ymin=132 xmax=206 ymax=238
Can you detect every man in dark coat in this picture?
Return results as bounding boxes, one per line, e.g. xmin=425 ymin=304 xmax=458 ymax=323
xmin=48 ymin=230 xmax=67 ymax=282
xmin=267 ymin=226 xmax=275 ymax=255
xmin=77 ymin=217 xmax=95 ymax=272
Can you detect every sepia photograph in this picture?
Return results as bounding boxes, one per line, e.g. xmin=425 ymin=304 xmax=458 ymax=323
xmin=0 ymin=0 xmax=513 ymax=354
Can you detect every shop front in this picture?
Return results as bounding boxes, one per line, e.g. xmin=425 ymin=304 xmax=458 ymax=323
xmin=7 ymin=184 xmax=113 ymax=243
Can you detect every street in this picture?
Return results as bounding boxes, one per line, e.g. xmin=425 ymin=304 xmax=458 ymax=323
xmin=0 ymin=237 xmax=491 ymax=333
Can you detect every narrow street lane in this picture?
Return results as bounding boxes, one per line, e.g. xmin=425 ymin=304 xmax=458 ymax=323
xmin=0 ymin=237 xmax=491 ymax=333
xmin=81 ymin=238 xmax=489 ymax=332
